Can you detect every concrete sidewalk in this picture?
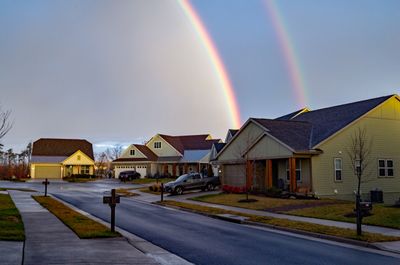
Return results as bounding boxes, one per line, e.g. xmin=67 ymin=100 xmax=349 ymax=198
xmin=134 ymin=189 xmax=400 ymax=253
xmin=7 ymin=190 xmax=159 ymax=265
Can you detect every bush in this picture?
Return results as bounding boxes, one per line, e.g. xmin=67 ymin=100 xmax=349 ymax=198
xmin=70 ymin=174 xmax=96 ymax=179
xmin=265 ymin=187 xmax=282 ymax=197
xmin=222 ymin=185 xmax=247 ymax=194
xmin=149 ymin=184 xmax=161 ymax=192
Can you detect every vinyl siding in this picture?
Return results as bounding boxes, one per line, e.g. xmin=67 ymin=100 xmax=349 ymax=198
xmin=312 ymin=97 xmax=400 ymax=201
xmin=218 ymin=122 xmax=264 ymax=162
xmin=247 ymin=134 xmax=292 ymax=160
xmin=146 ymin=135 xmax=181 ymax=157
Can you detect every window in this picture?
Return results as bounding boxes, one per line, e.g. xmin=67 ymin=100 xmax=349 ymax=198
xmin=154 ymin=142 xmax=161 ymax=149
xmin=130 ymin=150 xmax=135 ymax=156
xmin=77 ymin=155 xmax=81 ymax=161
xmin=378 ymin=159 xmax=394 ymax=177
xmin=334 ymin=158 xmax=342 ymax=181
xmin=81 ymin=165 xmax=90 ymax=175
xmin=296 ymin=160 xmax=301 ymax=182
xmin=286 ymin=159 xmax=301 ymax=181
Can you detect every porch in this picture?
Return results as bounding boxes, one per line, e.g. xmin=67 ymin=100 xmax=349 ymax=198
xmin=63 ymin=164 xmax=94 ymax=177
xmin=246 ymin=157 xmax=312 ymax=194
xmin=157 ymin=163 xmax=213 ymax=178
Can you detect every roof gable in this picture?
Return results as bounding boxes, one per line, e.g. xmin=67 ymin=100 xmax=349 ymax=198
xmin=159 ymin=134 xmax=219 ymax=153
xmin=32 ymin=138 xmax=94 ymax=159
xmin=291 ymin=95 xmax=394 ymax=147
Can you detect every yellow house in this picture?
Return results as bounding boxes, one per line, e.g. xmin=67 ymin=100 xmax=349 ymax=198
xmin=216 ymin=94 xmax=400 ymax=203
xmin=30 ymin=138 xmax=95 ymax=179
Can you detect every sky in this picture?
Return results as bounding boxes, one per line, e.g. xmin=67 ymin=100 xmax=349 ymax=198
xmin=1 ymin=0 xmax=399 ymax=153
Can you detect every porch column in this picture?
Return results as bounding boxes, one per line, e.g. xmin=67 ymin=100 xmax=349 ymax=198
xmin=163 ymin=164 xmax=168 ymax=175
xmin=197 ymin=163 xmax=200 ymax=173
xmin=246 ymin=160 xmax=253 ymax=190
xmin=172 ymin=164 xmax=177 ymax=177
xmin=266 ymin=160 xmax=273 ymax=188
xmin=289 ymin=158 xmax=297 ymax=192
xmin=184 ymin=163 xmax=188 ymax=174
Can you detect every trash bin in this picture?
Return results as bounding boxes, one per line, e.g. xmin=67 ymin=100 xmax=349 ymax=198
xmin=370 ymin=189 xmax=383 ymax=203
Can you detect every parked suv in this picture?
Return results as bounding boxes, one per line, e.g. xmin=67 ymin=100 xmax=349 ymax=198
xmin=119 ymin=170 xmax=141 ymax=181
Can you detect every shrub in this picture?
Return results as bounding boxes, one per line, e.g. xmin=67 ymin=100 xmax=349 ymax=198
xmin=265 ymin=187 xmax=282 ymax=197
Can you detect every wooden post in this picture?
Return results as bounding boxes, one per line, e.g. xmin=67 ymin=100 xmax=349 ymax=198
xmin=184 ymin=163 xmax=188 ymax=174
xmin=161 ymin=183 xmax=164 ymax=202
xmin=289 ymin=158 xmax=297 ymax=192
xmin=172 ymin=164 xmax=176 ymax=177
xmin=267 ymin=160 xmax=273 ymax=188
xmin=110 ymin=189 xmax=116 ymax=232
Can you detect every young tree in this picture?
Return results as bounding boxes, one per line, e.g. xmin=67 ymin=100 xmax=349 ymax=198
xmin=346 ymin=127 xmax=372 ymax=236
xmin=0 ymin=106 xmax=12 ymax=140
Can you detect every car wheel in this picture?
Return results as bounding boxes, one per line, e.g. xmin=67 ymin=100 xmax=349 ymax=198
xmin=175 ymin=186 xmax=183 ymax=195
xmin=206 ymin=183 xmax=214 ymax=191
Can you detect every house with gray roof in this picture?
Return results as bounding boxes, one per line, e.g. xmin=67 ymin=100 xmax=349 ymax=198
xmin=216 ymin=94 xmax=400 ymax=203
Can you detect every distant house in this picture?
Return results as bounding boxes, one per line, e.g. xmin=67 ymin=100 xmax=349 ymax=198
xmin=216 ymin=95 xmax=400 ymax=203
xmin=112 ymin=134 xmax=221 ymax=178
xmin=30 ymin=138 xmax=95 ymax=179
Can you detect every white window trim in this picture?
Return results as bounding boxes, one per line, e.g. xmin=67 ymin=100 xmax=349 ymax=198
xmin=286 ymin=159 xmax=301 ymax=182
xmin=130 ymin=149 xmax=135 ymax=156
xmin=334 ymin=158 xmax=342 ymax=182
xmin=296 ymin=160 xmax=302 ymax=182
xmin=378 ymin=158 xmax=394 ymax=178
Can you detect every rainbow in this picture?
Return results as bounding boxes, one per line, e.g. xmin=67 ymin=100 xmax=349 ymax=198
xmin=264 ymin=0 xmax=308 ymax=107
xmin=177 ymin=0 xmax=241 ymax=129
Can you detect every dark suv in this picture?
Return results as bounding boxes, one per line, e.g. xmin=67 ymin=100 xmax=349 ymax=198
xmin=119 ymin=171 xmax=141 ymax=181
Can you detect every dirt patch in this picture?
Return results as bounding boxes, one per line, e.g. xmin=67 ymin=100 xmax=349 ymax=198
xmin=265 ymin=200 xmax=347 ymax=213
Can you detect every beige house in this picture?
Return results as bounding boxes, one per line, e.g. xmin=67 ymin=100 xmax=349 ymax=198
xmin=216 ymin=94 xmax=400 ymax=203
xmin=112 ymin=134 xmax=221 ymax=178
xmin=30 ymin=138 xmax=95 ymax=179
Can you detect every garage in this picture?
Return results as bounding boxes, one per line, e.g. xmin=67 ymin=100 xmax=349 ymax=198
xmin=223 ymin=164 xmax=246 ymax=187
xmin=35 ymin=165 xmax=62 ymax=179
xmin=135 ymin=165 xmax=147 ymax=178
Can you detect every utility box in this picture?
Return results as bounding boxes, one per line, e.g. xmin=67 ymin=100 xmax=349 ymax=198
xmin=370 ymin=189 xmax=383 ymax=203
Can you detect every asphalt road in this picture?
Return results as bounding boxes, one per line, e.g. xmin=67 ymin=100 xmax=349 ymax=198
xmin=50 ymin=189 xmax=400 ymax=265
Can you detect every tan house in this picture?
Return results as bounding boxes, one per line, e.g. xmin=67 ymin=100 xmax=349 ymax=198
xmin=30 ymin=138 xmax=95 ymax=179
xmin=216 ymin=94 xmax=400 ymax=203
xmin=112 ymin=134 xmax=221 ymax=178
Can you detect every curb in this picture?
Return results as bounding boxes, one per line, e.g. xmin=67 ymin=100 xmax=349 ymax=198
xmin=155 ymin=202 xmax=400 ymax=254
xmin=50 ymin=194 xmax=193 ymax=265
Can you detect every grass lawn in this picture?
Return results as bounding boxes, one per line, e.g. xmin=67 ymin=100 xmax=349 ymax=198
xmin=33 ymin=196 xmax=120 ymax=239
xmin=286 ymin=203 xmax=400 ymax=229
xmin=159 ymin=200 xmax=400 ymax=243
xmin=192 ymin=193 xmax=400 ymax=229
xmin=0 ymin=194 xmax=24 ymax=241
xmin=115 ymin=188 xmax=139 ymax=197
xmin=127 ymin=178 xmax=176 ymax=185
xmin=139 ymin=187 xmax=161 ymax=195
xmin=62 ymin=177 xmax=99 ymax=183
xmin=192 ymin=193 xmax=338 ymax=210
xmin=0 ymin=188 xmax=36 ymax=192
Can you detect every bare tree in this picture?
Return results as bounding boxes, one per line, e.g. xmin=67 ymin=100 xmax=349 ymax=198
xmin=0 ymin=106 xmax=12 ymax=140
xmin=346 ymin=127 xmax=372 ymax=236
xmin=105 ymin=144 xmax=123 ymax=161
xmin=95 ymin=152 xmax=109 ymax=176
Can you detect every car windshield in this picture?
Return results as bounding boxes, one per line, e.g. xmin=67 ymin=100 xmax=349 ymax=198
xmin=175 ymin=174 xmax=189 ymax=182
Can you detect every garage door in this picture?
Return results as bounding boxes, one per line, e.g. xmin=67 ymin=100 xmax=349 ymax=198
xmin=135 ymin=165 xmax=147 ymax=178
xmin=35 ymin=166 xmax=62 ymax=179
xmin=224 ymin=164 xmax=246 ymax=186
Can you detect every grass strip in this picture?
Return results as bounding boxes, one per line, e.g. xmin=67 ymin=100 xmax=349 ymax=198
xmin=139 ymin=187 xmax=161 ymax=195
xmin=0 ymin=194 xmax=24 ymax=241
xmin=33 ymin=196 xmax=120 ymax=239
xmin=128 ymin=178 xmax=176 ymax=185
xmin=158 ymin=200 xmax=400 ymax=243
xmin=192 ymin=193 xmax=400 ymax=230
xmin=115 ymin=188 xmax=139 ymax=197
xmin=0 ymin=188 xmax=36 ymax=192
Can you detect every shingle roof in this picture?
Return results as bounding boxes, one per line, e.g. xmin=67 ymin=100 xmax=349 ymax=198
xmin=276 ymin=108 xmax=309 ymax=121
xmin=32 ymin=138 xmax=94 ymax=159
xmin=134 ymin=144 xmax=158 ymax=161
xmin=228 ymin=129 xmax=239 ymax=137
xmin=253 ymin=119 xmax=313 ymax=151
xmin=112 ymin=157 xmax=151 ymax=162
xmin=213 ymin=142 xmax=226 ymax=153
xmin=159 ymin=134 xmax=219 ymax=154
xmin=289 ymin=95 xmax=394 ymax=147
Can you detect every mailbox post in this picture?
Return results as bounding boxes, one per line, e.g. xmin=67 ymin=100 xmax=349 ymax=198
xmin=161 ymin=183 xmax=164 ymax=202
xmin=103 ymin=189 xmax=120 ymax=232
xmin=42 ymin=178 xmax=50 ymax=197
